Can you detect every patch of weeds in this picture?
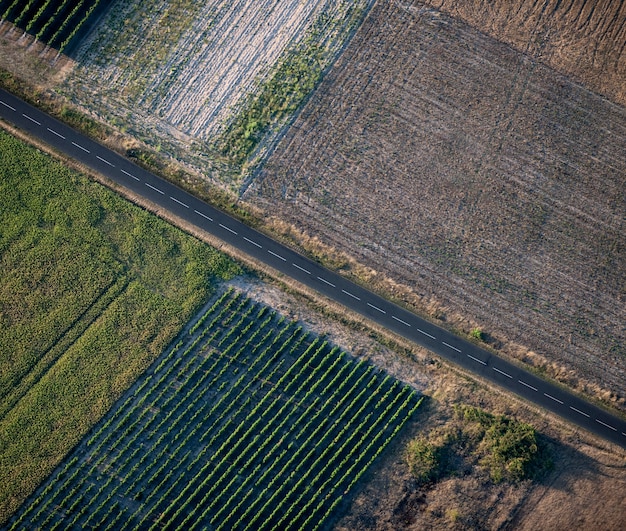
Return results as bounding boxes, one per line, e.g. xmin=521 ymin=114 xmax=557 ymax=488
xmin=470 ymin=327 xmax=483 ymax=341
xmin=406 ymin=404 xmax=552 ymax=487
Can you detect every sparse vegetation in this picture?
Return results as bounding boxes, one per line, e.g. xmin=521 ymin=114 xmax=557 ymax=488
xmin=470 ymin=327 xmax=483 ymax=341
xmin=219 ymin=3 xmax=369 ymax=174
xmin=406 ymin=404 xmax=551 ymax=488
xmin=61 ymin=0 xmax=371 ymax=186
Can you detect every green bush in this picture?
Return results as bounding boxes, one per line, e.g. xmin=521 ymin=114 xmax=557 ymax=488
xmin=407 ymin=404 xmax=551 ymax=489
xmin=456 ymin=404 xmax=548 ymax=483
xmin=470 ymin=327 xmax=483 ymax=341
xmin=406 ymin=436 xmax=442 ymax=484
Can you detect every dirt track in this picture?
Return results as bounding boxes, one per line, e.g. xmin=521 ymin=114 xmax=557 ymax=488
xmin=246 ymin=1 xmax=626 ymax=408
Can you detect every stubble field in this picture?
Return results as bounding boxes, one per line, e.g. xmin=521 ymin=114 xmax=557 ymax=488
xmin=423 ymin=0 xmax=626 ymax=106
xmin=246 ymin=1 xmax=626 ymax=409
xmin=62 ymin=0 xmax=370 ymax=183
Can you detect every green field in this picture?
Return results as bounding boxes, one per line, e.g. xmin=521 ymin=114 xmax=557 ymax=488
xmin=0 ymin=129 xmax=240 ymax=523
xmin=10 ymin=289 xmax=422 ymax=530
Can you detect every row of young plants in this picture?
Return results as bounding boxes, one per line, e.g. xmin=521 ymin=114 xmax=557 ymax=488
xmin=11 ymin=288 xmax=421 ymax=530
xmin=0 ymin=0 xmax=103 ymax=52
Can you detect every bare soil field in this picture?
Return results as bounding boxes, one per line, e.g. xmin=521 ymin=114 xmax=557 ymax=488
xmin=246 ymin=0 xmax=626 ymax=410
xmin=423 ymin=0 xmax=626 ymax=106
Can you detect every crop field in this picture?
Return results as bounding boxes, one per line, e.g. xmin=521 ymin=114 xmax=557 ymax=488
xmin=246 ymin=1 xmax=626 ymax=407
xmin=423 ymin=0 xmax=626 ymax=106
xmin=0 ymin=0 xmax=105 ymax=52
xmin=62 ymin=0 xmax=371 ymax=183
xmin=10 ymin=288 xmax=421 ymax=530
xmin=0 ymin=129 xmax=239 ymax=523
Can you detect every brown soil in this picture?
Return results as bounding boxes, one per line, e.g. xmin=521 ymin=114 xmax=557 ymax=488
xmin=423 ymin=0 xmax=626 ymax=106
xmin=0 ymin=21 xmax=74 ymax=89
xmin=246 ymin=0 xmax=626 ymax=411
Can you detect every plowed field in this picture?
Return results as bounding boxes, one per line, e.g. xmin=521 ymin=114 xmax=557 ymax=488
xmin=246 ymin=1 xmax=626 ymax=407
xmin=424 ymin=0 xmax=626 ymax=105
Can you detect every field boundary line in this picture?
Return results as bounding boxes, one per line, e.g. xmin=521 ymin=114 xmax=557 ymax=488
xmin=0 ymin=275 xmax=129 ymax=422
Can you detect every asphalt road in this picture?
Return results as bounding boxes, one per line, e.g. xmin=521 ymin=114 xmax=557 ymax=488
xmin=2 ymin=88 xmax=625 ymax=450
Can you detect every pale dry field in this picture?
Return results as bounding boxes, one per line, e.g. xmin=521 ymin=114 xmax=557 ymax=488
xmin=61 ymin=0 xmax=369 ymax=179
xmin=246 ymin=0 xmax=626 ymax=409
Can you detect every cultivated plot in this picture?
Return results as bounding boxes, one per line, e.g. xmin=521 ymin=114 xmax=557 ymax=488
xmin=11 ymin=288 xmax=421 ymax=530
xmin=247 ymin=2 xmax=626 ymax=405
xmin=63 ymin=0 xmax=370 ymax=181
xmin=0 ymin=129 xmax=239 ymax=523
xmin=0 ymin=0 xmax=105 ymax=52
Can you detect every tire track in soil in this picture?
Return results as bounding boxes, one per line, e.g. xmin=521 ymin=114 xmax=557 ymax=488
xmin=246 ymin=1 xmax=626 ymax=404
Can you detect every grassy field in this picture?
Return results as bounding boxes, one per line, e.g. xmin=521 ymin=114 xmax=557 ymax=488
xmin=0 ymin=129 xmax=240 ymax=523
xmin=10 ymin=288 xmax=421 ymax=530
xmin=247 ymin=0 xmax=626 ymax=410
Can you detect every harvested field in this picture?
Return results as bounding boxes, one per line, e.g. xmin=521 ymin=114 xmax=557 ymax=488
xmin=62 ymin=0 xmax=370 ymax=182
xmin=246 ymin=1 xmax=626 ymax=408
xmin=423 ymin=0 xmax=626 ymax=106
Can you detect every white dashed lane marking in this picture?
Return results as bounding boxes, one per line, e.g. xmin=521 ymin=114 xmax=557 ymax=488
xmin=292 ymin=263 xmax=311 ymax=275
xmin=47 ymin=127 xmax=65 ymax=139
xmin=194 ymin=210 xmax=213 ymax=222
xmin=219 ymin=223 xmax=238 ymax=235
xmin=72 ymin=141 xmax=90 ymax=153
xmin=518 ymin=380 xmax=538 ymax=392
xmin=145 ymin=182 xmax=164 ymax=194
xmin=243 ymin=237 xmax=262 ymax=248
xmin=467 ymin=354 xmax=487 ymax=366
xmin=544 ymin=393 xmax=564 ymax=405
xmin=392 ymin=315 xmax=411 ymax=327
xmin=596 ymin=419 xmax=617 ymax=431
xmin=267 ymin=249 xmax=286 ymax=261
xmin=121 ymin=169 xmax=140 ymax=181
xmin=416 ymin=328 xmax=436 ymax=340
xmin=569 ymin=406 xmax=590 ymax=418
xmin=367 ymin=302 xmax=386 ymax=314
xmin=493 ymin=367 xmax=512 ymax=379
xmin=97 ymin=155 xmax=114 ymax=167
xmin=22 ymin=113 xmax=41 ymax=125
xmin=442 ymin=341 xmax=461 ymax=353
xmin=317 ymin=276 xmax=336 ymax=287
xmin=170 ymin=196 xmax=189 ymax=208
xmin=5 ymin=93 xmax=625 ymax=446
xmin=342 ymin=289 xmax=360 ymax=300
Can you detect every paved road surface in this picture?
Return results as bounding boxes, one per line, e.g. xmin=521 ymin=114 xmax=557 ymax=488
xmin=1 ymin=88 xmax=625 ymax=449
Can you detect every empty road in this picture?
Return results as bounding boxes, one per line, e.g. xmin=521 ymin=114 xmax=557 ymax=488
xmin=1 ymin=88 xmax=625 ymax=449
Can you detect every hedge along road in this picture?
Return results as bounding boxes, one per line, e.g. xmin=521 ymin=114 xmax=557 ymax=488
xmin=1 ymin=88 xmax=625 ymax=450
